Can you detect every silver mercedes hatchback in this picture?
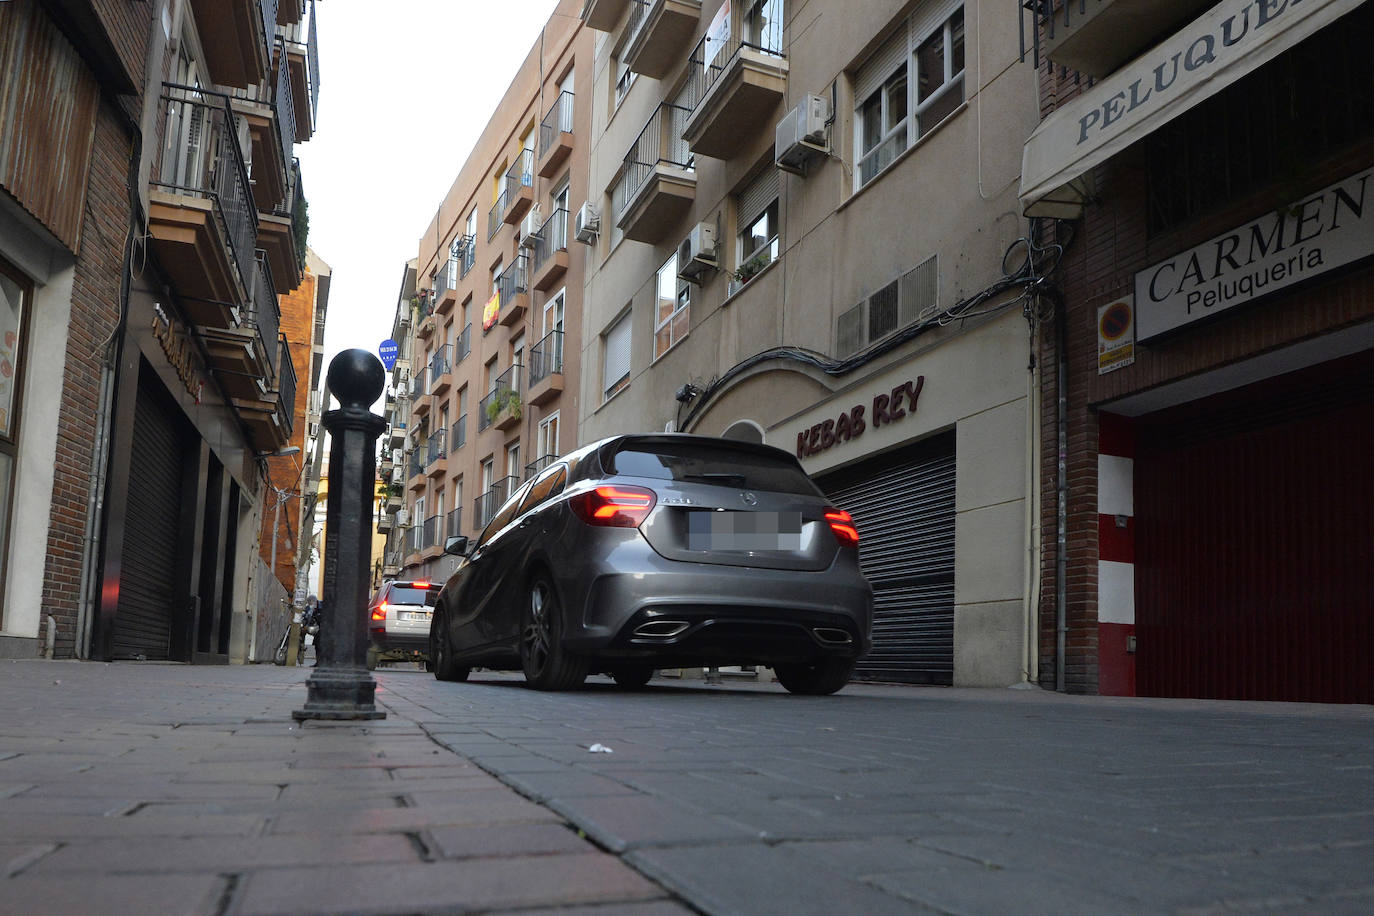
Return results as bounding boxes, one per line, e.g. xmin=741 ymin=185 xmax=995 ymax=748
xmin=429 ymin=434 xmax=873 ymax=694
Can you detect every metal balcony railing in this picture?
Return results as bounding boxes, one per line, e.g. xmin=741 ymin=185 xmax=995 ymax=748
xmin=153 ymin=84 xmax=259 ymax=302
xmin=531 ymin=208 xmax=568 ymax=277
xmin=455 ymin=234 xmax=476 ymax=279
xmin=452 ymin=415 xmax=467 ymax=451
xmin=429 ymin=344 xmax=452 ymax=389
xmin=272 ymin=41 xmax=296 ymax=192
xmin=488 ymin=190 xmax=506 ymax=240
xmin=422 ymin=514 xmax=440 ymax=550
xmin=497 ymin=254 xmax=529 ymax=312
xmin=276 ymin=333 xmax=297 ymax=440
xmin=623 ymin=0 xmax=653 ymax=54
xmin=682 ymin=25 xmax=785 ymax=114
xmin=478 ymin=365 xmax=522 ymax=432
xmin=538 ymin=91 xmax=575 ymax=160
xmin=412 ymin=366 xmax=428 ymax=399
xmin=612 ymin=103 xmax=693 ymax=222
xmin=473 ymin=475 xmax=519 ymax=530
xmin=434 ymin=255 xmax=458 ymax=304
xmin=529 ymin=329 xmax=564 ymax=387
xmin=525 ymin=454 xmax=557 ymax=480
xmin=426 ymin=428 xmax=447 ymax=466
xmin=409 ymin=447 xmax=423 ymax=480
xmin=306 ymin=0 xmax=320 ymax=123
xmin=248 ymin=253 xmax=281 ymax=375
xmin=503 ymin=150 xmax=534 ymax=209
xmin=407 ymin=523 xmax=422 ymax=555
xmin=455 ymin=323 xmax=471 ymax=364
xmin=447 ymin=507 xmax=462 ymax=539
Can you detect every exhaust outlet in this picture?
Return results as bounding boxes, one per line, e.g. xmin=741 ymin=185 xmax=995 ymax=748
xmin=633 ymin=620 xmax=690 ymax=638
xmin=812 ymin=627 xmax=853 ymax=646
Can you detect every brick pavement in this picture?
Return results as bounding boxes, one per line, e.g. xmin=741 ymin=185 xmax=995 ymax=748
xmin=2 ymin=659 xmax=1373 ymax=915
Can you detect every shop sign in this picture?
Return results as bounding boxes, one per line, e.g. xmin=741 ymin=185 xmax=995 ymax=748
xmin=1097 ymin=296 xmax=1136 ymax=374
xmin=151 ymin=302 xmax=203 ymax=403
xmin=1135 ymin=166 xmax=1372 ymax=341
xmin=482 ymin=292 xmax=500 ymax=331
xmin=795 ymin=377 xmax=924 ymax=459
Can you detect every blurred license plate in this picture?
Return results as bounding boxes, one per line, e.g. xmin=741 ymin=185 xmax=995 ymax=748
xmin=401 ymin=611 xmax=432 ymax=622
xmin=688 ymin=511 xmax=802 ymax=551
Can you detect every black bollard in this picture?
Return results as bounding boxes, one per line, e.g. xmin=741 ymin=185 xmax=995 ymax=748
xmin=293 ymin=350 xmax=387 ymax=721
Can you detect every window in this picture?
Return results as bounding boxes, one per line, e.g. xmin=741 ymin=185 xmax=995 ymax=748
xmin=543 ymin=289 xmax=565 ymax=339
xmin=466 ymin=208 xmax=477 ymax=240
xmin=538 ymin=411 xmax=560 ymax=461
xmin=737 ymin=166 xmax=780 ymax=278
xmin=602 ymin=311 xmax=631 ymax=401
xmin=506 ymin=442 xmax=521 ymax=481
xmin=615 ymin=56 xmax=636 ymax=107
xmin=519 ymin=465 xmax=566 ymax=515
xmin=744 ymin=0 xmax=784 ymax=53
xmin=0 ymin=259 xmax=30 ymax=608
xmin=855 ymin=4 xmax=965 ymax=189
xmin=654 ymin=253 xmax=690 ymax=359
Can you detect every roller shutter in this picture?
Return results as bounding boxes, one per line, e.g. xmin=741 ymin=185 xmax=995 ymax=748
xmin=818 ymin=431 xmax=955 ymax=684
xmin=112 ymin=371 xmax=186 ymax=659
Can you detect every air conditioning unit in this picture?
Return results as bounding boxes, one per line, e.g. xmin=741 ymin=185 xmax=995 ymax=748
xmin=390 ymin=466 xmax=404 ymax=484
xmin=776 ymin=94 xmax=831 ymax=175
xmin=574 ymin=202 xmax=600 ymax=244
xmin=519 ymin=205 xmax=542 ymax=247
xmin=676 ymin=222 xmax=717 ymax=283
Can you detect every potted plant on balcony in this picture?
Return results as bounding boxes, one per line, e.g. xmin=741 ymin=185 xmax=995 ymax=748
xmin=485 ymin=388 xmax=522 ymax=425
xmin=733 ymin=253 xmax=769 ymax=285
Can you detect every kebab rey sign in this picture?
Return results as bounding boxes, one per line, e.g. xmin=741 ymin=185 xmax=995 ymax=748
xmin=1134 ymin=167 xmax=1372 ymax=341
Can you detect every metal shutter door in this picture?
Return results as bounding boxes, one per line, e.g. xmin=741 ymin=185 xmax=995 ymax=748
xmin=819 ymin=431 xmax=955 ymax=684
xmin=112 ymin=374 xmax=185 ymax=659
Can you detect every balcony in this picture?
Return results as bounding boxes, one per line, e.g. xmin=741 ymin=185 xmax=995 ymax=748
xmin=278 ymin=0 xmax=304 ymax=25
xmin=479 ymin=366 xmax=522 ymax=433
xmin=148 ymin=85 xmax=258 ymax=327
xmin=538 ymin=91 xmax=575 ymax=179
xmin=473 ymin=475 xmax=519 ymax=531
xmin=232 ymin=48 xmax=295 ymax=212
xmin=429 ymin=344 xmax=453 ymax=396
xmin=388 ymin=421 xmax=406 ymax=447
xmin=681 ymin=30 xmax=788 ymax=160
xmin=583 ymin=0 xmax=630 ymax=31
xmin=496 ymin=255 xmax=529 ymax=328
xmin=451 ymin=415 xmax=467 ymax=452
xmin=1019 ymin=0 xmax=1214 ymax=78
xmin=411 ymin=368 xmax=431 ymax=418
xmin=189 ymin=0 xmax=273 ymax=89
xmin=455 ymin=235 xmax=476 ymax=280
xmin=404 ymin=523 xmax=423 ymax=563
xmin=421 ymin=514 xmax=441 ymax=555
xmin=234 ymin=333 xmax=296 ymax=452
xmin=416 ymin=307 xmax=436 ymax=340
xmin=613 ymin=104 xmax=695 ymax=244
xmin=447 ymin=507 xmax=463 ymax=540
xmin=425 ymin=429 xmax=448 ymax=479
xmin=201 ymin=253 xmax=280 ymax=400
xmin=407 ymin=448 xmax=426 ymax=490
xmin=488 ymin=190 xmax=506 ymax=241
xmin=622 ymin=0 xmax=701 ymax=80
xmin=256 ymin=158 xmax=304 ymax=294
xmin=525 ymin=454 xmax=558 ymax=481
xmin=502 ymin=150 xmax=535 ymax=225
xmin=455 ymin=323 xmax=472 ymax=365
xmin=434 ymin=255 xmax=459 ymax=315
xmin=527 ymin=330 xmax=564 ymax=408
xmin=280 ymin=10 xmax=319 ymax=141
xmin=530 ymin=208 xmax=569 ymax=292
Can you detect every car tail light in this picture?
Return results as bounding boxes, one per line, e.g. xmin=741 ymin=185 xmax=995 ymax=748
xmin=412 ymin=580 xmax=429 ymax=588
xmin=569 ymin=485 xmax=657 ymax=528
xmin=371 ymin=602 xmax=388 ymax=621
xmin=825 ymin=508 xmax=859 ymax=547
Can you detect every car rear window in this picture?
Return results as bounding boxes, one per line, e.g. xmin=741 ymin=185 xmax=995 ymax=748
xmin=388 ymin=585 xmax=439 ymax=606
xmin=609 ymin=442 xmax=822 ymax=496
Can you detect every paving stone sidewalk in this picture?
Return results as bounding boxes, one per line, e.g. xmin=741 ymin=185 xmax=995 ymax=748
xmin=0 ymin=660 xmax=684 ymax=916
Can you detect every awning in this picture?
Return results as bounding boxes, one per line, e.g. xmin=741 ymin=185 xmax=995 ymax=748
xmin=1019 ymin=0 xmax=1364 ymax=219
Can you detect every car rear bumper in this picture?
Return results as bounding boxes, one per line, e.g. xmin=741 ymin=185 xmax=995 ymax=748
xmin=561 ymin=558 xmax=872 ymax=666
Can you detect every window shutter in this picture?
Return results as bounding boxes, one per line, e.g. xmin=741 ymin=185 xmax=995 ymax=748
xmin=854 ymin=27 xmax=907 ymax=103
xmin=603 ymin=311 xmax=632 ymax=390
xmin=737 ymin=166 xmax=779 ymax=234
xmin=910 ymin=0 xmax=962 ymax=44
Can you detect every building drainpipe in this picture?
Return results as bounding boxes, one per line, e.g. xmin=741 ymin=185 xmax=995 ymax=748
xmin=1053 ymin=288 xmax=1069 ymax=693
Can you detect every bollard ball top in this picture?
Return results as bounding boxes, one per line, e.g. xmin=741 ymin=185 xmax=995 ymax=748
xmin=326 ymin=350 xmax=386 ymax=410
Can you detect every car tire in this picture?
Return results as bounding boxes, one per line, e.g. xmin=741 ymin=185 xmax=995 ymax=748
xmin=430 ymin=605 xmax=470 ymax=682
xmin=520 ymin=574 xmax=588 ymax=691
xmin=609 ymin=665 xmax=655 ymax=689
xmin=774 ymin=658 xmax=856 ymax=695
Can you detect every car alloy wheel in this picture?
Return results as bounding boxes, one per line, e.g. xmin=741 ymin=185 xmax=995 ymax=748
xmin=520 ymin=574 xmax=588 ymax=691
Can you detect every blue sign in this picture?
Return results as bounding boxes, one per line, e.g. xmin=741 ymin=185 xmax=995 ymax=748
xmin=378 ymin=339 xmax=399 ymax=371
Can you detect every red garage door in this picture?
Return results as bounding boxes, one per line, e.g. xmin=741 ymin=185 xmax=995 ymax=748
xmin=1134 ymin=351 xmax=1373 ymax=703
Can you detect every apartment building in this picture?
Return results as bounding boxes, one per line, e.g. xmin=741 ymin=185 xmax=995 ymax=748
xmin=379 ymin=0 xmax=594 ymax=585
xmin=577 ymin=0 xmax=1043 ymax=686
xmin=0 ymin=0 xmax=322 ymax=663
xmin=1021 ymin=0 xmax=1373 ymax=702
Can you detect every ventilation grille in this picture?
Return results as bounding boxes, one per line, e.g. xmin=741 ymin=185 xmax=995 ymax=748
xmin=836 ymin=255 xmax=938 ymax=357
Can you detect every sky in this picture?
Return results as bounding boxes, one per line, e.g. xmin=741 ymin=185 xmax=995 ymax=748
xmin=296 ymin=0 xmax=565 ymax=403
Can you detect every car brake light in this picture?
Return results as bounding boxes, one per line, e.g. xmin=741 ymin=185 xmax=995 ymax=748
xmin=371 ymin=602 xmax=388 ymax=621
xmin=825 ymin=508 xmax=859 ymax=547
xmin=569 ymin=485 xmax=657 ymax=528
xmin=412 ymin=580 xmax=429 ymax=588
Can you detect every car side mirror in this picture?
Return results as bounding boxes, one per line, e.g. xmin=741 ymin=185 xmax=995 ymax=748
xmin=444 ymin=535 xmax=469 ymax=557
